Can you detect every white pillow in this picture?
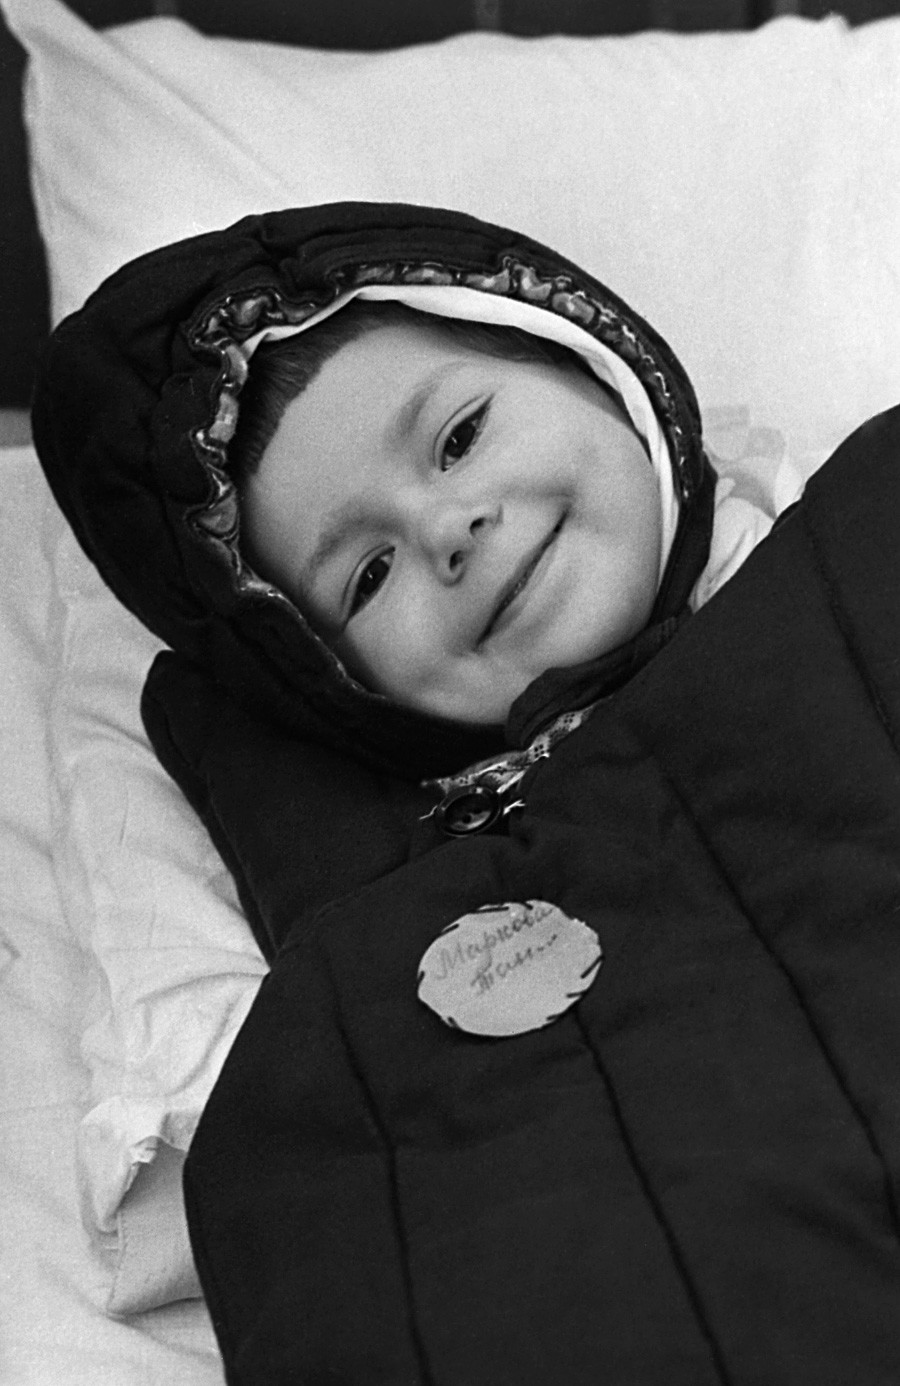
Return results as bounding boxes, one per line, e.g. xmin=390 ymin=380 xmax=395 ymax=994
xmin=7 ymin=0 xmax=900 ymax=445
xmin=44 ymin=490 xmax=267 ymax=1314
xmin=6 ymin=0 xmax=900 ymax=1311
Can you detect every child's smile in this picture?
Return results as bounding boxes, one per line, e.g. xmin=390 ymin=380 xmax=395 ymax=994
xmin=241 ymin=317 xmax=663 ymax=724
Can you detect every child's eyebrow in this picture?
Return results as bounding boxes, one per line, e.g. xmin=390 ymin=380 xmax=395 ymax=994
xmin=387 ymin=361 xmax=468 ymax=448
xmin=389 ymin=377 xmax=436 ymax=447
xmin=300 ymin=499 xmax=371 ymax=594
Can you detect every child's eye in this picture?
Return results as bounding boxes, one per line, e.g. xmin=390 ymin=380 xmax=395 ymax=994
xmin=349 ymin=550 xmax=393 ymax=617
xmin=441 ymin=402 xmax=488 ymax=470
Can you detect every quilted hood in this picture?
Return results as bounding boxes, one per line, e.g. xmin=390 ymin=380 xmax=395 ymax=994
xmin=32 ymin=202 xmax=715 ymax=778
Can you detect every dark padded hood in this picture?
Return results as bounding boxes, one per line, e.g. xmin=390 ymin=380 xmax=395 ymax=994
xmin=32 ymin=202 xmax=715 ymax=778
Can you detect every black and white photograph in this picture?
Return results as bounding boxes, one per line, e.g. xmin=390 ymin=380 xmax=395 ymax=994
xmin=2 ymin=1 xmax=900 ymax=1381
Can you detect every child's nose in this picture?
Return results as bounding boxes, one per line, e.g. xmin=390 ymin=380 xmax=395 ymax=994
xmin=417 ymin=497 xmax=499 ymax=581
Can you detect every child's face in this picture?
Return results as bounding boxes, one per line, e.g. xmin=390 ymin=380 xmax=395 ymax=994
xmin=242 ymin=319 xmax=662 ymax=724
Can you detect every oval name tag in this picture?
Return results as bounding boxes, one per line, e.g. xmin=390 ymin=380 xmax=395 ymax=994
xmin=417 ymin=900 xmax=601 ymax=1038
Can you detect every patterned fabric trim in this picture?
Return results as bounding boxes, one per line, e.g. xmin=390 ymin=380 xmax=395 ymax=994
xmin=423 ymin=703 xmax=597 ymax=811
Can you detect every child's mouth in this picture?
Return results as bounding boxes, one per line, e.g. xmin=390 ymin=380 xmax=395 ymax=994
xmin=480 ymin=516 xmax=565 ymax=643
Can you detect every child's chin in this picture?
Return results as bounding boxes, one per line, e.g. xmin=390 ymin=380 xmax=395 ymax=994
xmin=402 ymin=676 xmax=523 ymax=729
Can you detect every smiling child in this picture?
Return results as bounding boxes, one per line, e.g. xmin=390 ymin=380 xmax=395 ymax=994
xmin=32 ymin=203 xmax=731 ymax=780
xmin=237 ymin=300 xmax=665 ymax=725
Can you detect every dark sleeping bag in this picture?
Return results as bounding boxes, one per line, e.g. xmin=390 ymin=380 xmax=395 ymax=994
xmin=142 ymin=407 xmax=900 ymax=1384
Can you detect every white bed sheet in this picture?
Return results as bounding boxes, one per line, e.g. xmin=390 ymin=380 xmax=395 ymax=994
xmin=0 ymin=441 xmax=223 ymax=1384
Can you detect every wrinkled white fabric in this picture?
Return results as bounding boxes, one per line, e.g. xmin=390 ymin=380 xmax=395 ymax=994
xmin=695 ymin=408 xmax=809 ymax=610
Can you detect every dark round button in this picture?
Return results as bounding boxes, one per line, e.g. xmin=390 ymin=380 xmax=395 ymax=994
xmin=435 ymin=784 xmax=502 ymax=837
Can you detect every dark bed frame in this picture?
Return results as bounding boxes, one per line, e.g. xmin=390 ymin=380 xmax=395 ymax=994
xmin=0 ymin=0 xmax=891 ymax=409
